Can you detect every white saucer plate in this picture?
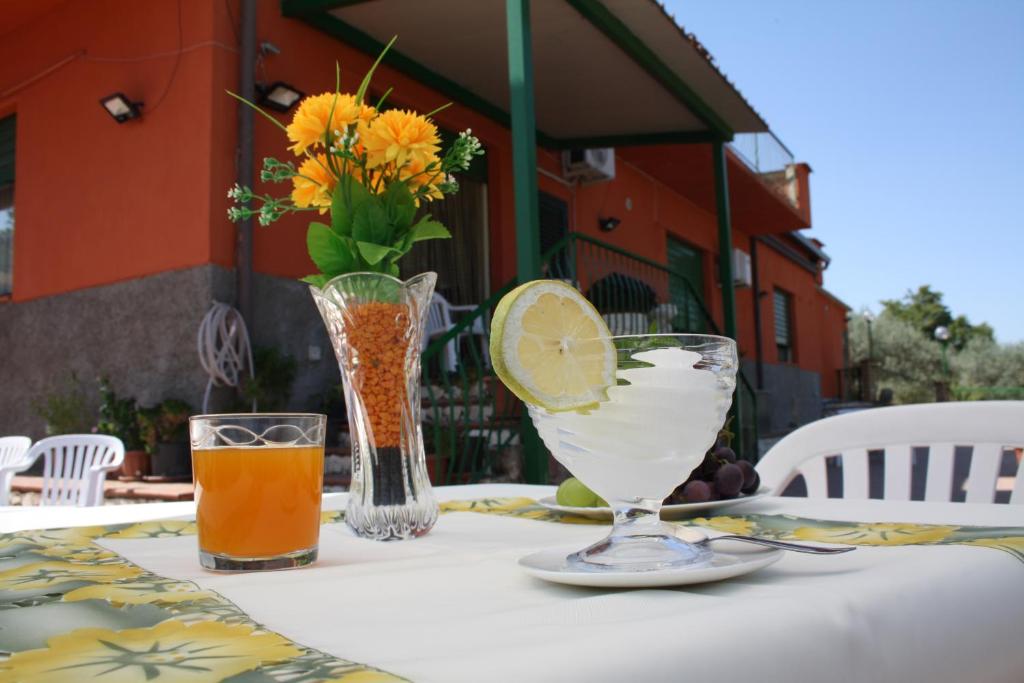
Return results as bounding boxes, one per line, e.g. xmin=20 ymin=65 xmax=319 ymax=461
xmin=537 ymin=489 xmax=769 ymax=520
xmin=519 ymin=541 xmax=782 ymax=588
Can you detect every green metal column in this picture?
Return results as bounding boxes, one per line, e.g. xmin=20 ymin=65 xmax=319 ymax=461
xmin=713 ymin=140 xmax=745 ymax=458
xmin=506 ymin=0 xmax=541 ymax=283
xmin=506 ymin=0 xmax=545 ymax=484
xmin=712 ymin=140 xmax=737 ymax=339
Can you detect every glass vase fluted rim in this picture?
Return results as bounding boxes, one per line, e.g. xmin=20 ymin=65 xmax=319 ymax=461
xmin=309 ymin=270 xmax=438 ymax=293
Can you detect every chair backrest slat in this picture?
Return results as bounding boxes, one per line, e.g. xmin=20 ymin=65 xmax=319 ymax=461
xmin=22 ymin=435 xmax=124 ymax=507
xmin=1011 ymin=456 xmax=1024 ymax=505
xmin=0 ymin=436 xmax=33 ymax=505
xmin=883 ymin=444 xmax=913 ymax=501
xmin=965 ymin=444 xmax=1003 ymax=504
xmin=923 ymin=443 xmax=956 ymax=502
xmin=798 ymin=456 xmax=828 ymax=498
xmin=841 ymin=449 xmax=869 ymax=499
xmin=757 ymin=401 xmax=1024 ymax=505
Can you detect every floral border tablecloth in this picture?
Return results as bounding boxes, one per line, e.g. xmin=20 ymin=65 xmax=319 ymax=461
xmin=1 ymin=498 xmax=1021 ymax=682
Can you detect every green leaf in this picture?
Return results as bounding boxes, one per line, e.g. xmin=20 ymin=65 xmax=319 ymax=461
xmin=356 ymin=36 xmax=397 ymax=105
xmin=382 ymin=181 xmax=417 ymax=231
xmin=408 ymin=218 xmax=451 ymax=243
xmin=355 ymin=241 xmax=400 ymax=266
xmin=307 ymin=222 xmax=355 ymax=276
xmin=352 ymin=200 xmax=391 ymax=245
xmin=301 ymin=273 xmax=332 ymax=289
xmin=331 ymin=175 xmax=371 ymax=236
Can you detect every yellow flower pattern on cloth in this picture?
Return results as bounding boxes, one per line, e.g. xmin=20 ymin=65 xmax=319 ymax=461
xmin=689 ymin=516 xmax=757 ymax=537
xmin=105 ymin=520 xmax=197 ymax=539
xmin=0 ymin=619 xmax=302 ymax=683
xmin=0 ymin=560 xmax=142 ymax=591
xmin=791 ymin=522 xmax=957 ymax=546
xmin=63 ymin=581 xmax=218 ymax=606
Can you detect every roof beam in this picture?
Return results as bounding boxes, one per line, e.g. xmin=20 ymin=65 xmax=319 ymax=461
xmin=281 ymin=2 xmax=561 ymax=147
xmin=564 ymin=0 xmax=734 ymax=140
xmin=550 ymin=130 xmax=718 ymax=149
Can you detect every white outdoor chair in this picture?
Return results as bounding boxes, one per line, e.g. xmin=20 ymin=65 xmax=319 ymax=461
xmin=0 ymin=436 xmax=32 ymax=506
xmin=13 ymin=435 xmax=125 ymax=507
xmin=757 ymin=401 xmax=1024 ymax=504
xmin=423 ymin=293 xmax=490 ymax=372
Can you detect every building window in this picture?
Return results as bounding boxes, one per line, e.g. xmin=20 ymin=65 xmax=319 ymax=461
xmin=774 ymin=288 xmax=794 ymax=362
xmin=0 ymin=115 xmax=14 ymax=296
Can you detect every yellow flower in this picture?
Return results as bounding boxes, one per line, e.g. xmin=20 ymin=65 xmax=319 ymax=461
xmin=399 ymin=155 xmax=444 ymax=202
xmin=690 ymin=516 xmax=757 ymax=537
xmin=105 ymin=520 xmax=197 ymax=539
xmin=286 ymin=93 xmax=376 ymax=156
xmin=0 ymin=619 xmax=302 ymax=683
xmin=0 ymin=560 xmax=142 ymax=591
xmin=792 ymin=522 xmax=956 ymax=546
xmin=363 ymin=109 xmax=440 ymax=170
xmin=292 ymin=155 xmax=338 ymax=212
xmin=64 ymin=581 xmax=218 ymax=606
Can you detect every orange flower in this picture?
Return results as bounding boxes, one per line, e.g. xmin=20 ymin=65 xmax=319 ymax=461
xmin=363 ymin=109 xmax=440 ymax=170
xmin=291 ymin=155 xmax=336 ymax=212
xmin=286 ymin=93 xmax=376 ymax=156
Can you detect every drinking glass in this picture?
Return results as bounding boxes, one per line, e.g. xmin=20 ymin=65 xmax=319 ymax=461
xmin=189 ymin=413 xmax=326 ymax=571
xmin=528 ymin=335 xmax=737 ymax=572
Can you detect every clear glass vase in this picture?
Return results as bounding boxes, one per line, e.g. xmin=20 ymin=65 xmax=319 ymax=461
xmin=310 ymin=271 xmax=439 ymax=540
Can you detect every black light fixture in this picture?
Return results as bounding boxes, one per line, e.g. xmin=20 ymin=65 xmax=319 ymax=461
xmin=257 ymin=82 xmax=304 ymax=113
xmin=100 ymin=93 xmax=143 ymax=123
xmin=598 ymin=216 xmax=621 ymax=232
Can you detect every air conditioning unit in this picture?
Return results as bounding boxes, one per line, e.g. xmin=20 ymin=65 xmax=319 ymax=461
xmin=732 ymin=248 xmax=753 ymax=288
xmin=562 ymin=148 xmax=615 ymax=184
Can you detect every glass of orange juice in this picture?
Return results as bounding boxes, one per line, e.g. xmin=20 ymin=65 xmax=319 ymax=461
xmin=189 ymin=413 xmax=326 ymax=571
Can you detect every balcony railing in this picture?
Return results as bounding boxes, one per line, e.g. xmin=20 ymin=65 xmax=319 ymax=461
xmin=728 ymin=131 xmax=799 ymax=210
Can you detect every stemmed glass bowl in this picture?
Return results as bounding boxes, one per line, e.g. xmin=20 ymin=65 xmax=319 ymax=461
xmin=528 ymin=334 xmax=737 ymax=572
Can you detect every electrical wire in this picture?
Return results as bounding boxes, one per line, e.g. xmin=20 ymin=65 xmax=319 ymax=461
xmin=142 ymin=0 xmax=182 ymax=115
xmin=197 ymin=301 xmax=255 ymax=414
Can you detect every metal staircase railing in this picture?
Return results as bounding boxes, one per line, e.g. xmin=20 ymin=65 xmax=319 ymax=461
xmin=420 ymin=233 xmax=759 ymax=485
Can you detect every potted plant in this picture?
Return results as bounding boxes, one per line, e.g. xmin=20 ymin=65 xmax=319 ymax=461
xmin=96 ymin=377 xmax=147 ymax=481
xmin=227 ymin=38 xmax=484 ymax=540
xmin=140 ymin=399 xmax=192 ymax=481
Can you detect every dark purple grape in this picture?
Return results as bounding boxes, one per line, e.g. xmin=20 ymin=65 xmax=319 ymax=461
xmin=681 ymin=480 xmax=712 ymax=503
xmin=741 ymin=470 xmax=761 ymax=495
xmin=736 ymin=460 xmax=757 ymax=491
xmin=714 ymin=463 xmax=743 ymax=498
xmin=714 ymin=446 xmax=737 ymax=464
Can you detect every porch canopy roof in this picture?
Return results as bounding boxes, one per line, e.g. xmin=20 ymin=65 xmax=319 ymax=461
xmin=282 ymin=0 xmax=770 ymax=146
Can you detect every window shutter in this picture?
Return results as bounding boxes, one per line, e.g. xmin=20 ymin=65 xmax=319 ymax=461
xmin=0 ymin=116 xmax=14 ymax=187
xmin=774 ymin=289 xmax=790 ymax=345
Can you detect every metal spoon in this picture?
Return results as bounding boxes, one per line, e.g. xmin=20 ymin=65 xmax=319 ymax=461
xmin=699 ymin=535 xmax=855 ymax=555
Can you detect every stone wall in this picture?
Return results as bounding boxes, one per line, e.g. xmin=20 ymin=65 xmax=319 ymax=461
xmin=742 ymin=360 xmax=823 ymax=439
xmin=0 ymin=266 xmax=339 ymax=439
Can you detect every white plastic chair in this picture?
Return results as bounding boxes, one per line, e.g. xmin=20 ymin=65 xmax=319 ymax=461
xmin=757 ymin=401 xmax=1024 ymax=504
xmin=12 ymin=435 xmax=125 ymax=507
xmin=0 ymin=436 xmax=32 ymax=506
xmin=422 ymin=293 xmax=490 ymax=371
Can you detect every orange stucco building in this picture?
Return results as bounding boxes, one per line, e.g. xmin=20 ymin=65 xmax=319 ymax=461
xmin=0 ymin=0 xmax=848 ymax=452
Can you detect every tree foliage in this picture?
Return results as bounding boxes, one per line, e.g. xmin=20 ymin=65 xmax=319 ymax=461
xmin=881 ymin=285 xmax=993 ymax=351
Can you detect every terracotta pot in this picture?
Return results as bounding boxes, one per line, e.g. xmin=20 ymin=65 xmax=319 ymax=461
xmin=119 ymin=449 xmax=150 ymax=481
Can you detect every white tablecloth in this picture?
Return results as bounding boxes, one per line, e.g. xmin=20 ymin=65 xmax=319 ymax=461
xmin=4 ymin=484 xmax=1023 ymax=682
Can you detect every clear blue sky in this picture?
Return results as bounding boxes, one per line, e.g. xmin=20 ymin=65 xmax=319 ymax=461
xmin=663 ymin=0 xmax=1024 ymax=343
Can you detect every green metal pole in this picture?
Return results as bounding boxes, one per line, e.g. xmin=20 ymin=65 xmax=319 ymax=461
xmin=712 ymin=140 xmax=737 ymax=339
xmin=713 ymin=140 xmax=744 ymax=457
xmin=506 ymin=0 xmax=545 ymax=483
xmin=506 ymin=0 xmax=541 ymax=284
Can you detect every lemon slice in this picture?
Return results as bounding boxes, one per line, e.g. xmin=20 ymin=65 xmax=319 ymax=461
xmin=489 ymin=280 xmax=615 ymax=411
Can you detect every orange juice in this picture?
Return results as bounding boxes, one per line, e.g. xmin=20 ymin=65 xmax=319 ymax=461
xmin=193 ymin=445 xmax=324 ymax=558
